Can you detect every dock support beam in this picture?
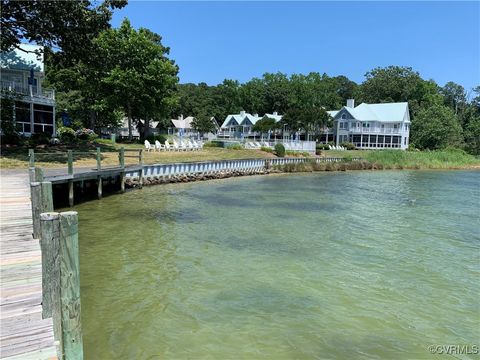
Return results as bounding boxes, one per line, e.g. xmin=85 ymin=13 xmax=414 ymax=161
xmin=68 ymin=180 xmax=74 ymax=207
xmin=31 ymin=182 xmax=41 ymax=239
xmin=97 ymin=177 xmax=102 ymax=199
xmin=59 ymin=211 xmax=84 ymax=360
xmin=39 ymin=212 xmax=61 ymax=357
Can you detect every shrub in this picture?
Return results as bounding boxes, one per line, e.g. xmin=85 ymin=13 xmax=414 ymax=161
xmin=316 ymin=143 xmax=330 ymax=151
xmin=146 ymin=134 xmax=168 ymax=144
xmin=28 ymin=133 xmax=51 ymax=147
xmin=228 ymin=143 xmax=244 ymax=150
xmin=340 ymin=142 xmax=356 ymax=150
xmin=74 ymin=128 xmax=97 ymax=141
xmin=203 ymin=141 xmax=218 ymax=148
xmin=261 ymin=146 xmax=273 ymax=153
xmin=274 ymin=143 xmax=285 ymax=157
xmin=57 ymin=127 xmax=76 ymax=144
xmin=1 ymin=132 xmax=25 ymax=145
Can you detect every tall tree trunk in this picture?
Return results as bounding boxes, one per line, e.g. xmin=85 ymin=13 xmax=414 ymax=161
xmin=142 ymin=117 xmax=150 ymax=141
xmin=89 ymin=110 xmax=96 ymax=132
xmin=127 ymin=102 xmax=132 ymax=141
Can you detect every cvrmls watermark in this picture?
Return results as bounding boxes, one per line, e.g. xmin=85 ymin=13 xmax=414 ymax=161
xmin=428 ymin=344 xmax=479 ymax=355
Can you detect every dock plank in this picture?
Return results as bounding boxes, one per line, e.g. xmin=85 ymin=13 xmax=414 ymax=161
xmin=0 ymin=171 xmax=57 ymax=359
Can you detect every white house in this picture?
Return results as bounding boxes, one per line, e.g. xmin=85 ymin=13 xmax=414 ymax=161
xmin=0 ymin=44 xmax=56 ymax=136
xmin=169 ymin=115 xmax=219 ymax=138
xmin=219 ymin=111 xmax=283 ymax=138
xmin=328 ymin=99 xmax=410 ymax=150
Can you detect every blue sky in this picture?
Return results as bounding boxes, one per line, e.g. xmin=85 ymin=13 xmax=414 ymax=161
xmin=112 ymin=1 xmax=479 ymax=93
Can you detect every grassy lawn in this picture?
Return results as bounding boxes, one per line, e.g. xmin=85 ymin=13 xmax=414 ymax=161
xmin=0 ymin=142 xmax=277 ymax=169
xmin=1 ymin=141 xmax=478 ymax=170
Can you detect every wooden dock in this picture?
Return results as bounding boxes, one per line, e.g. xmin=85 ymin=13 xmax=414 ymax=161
xmin=0 ymin=170 xmax=57 ymax=359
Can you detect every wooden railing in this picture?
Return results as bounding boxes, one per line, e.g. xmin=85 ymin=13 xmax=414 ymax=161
xmin=28 ymin=147 xmax=143 ymax=176
xmin=30 ymin=181 xmax=83 ymax=359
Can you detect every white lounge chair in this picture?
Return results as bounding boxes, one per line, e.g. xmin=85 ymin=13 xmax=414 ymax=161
xmin=155 ymin=140 xmax=165 ymax=151
xmin=144 ymin=140 xmax=154 ymax=152
xmin=255 ymin=142 xmax=262 ymax=148
xmin=164 ymin=140 xmax=172 ymax=151
xmin=186 ymin=140 xmax=195 ymax=151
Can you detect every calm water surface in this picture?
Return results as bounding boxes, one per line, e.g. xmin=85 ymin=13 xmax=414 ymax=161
xmin=74 ymin=171 xmax=480 ymax=359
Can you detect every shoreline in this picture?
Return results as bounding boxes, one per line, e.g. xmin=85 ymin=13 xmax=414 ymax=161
xmin=125 ymin=160 xmax=480 ymax=189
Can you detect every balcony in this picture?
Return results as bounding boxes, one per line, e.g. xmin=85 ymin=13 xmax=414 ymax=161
xmin=1 ymin=80 xmax=55 ymax=105
xmin=345 ymin=127 xmax=401 ymax=134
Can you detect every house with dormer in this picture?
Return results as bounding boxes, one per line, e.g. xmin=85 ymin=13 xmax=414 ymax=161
xmin=327 ymin=99 xmax=410 ymax=150
xmin=219 ymin=111 xmax=283 ymax=138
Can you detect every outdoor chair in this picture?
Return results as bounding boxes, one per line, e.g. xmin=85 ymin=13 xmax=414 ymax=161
xmin=144 ymin=140 xmax=154 ymax=152
xmin=155 ymin=140 xmax=165 ymax=151
xmin=164 ymin=140 xmax=172 ymax=151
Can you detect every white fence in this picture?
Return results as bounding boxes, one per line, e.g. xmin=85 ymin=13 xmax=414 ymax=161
xmin=245 ymin=141 xmax=316 ymax=152
xmin=125 ymin=156 xmax=363 ymax=178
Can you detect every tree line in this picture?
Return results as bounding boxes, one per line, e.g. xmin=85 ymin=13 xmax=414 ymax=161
xmin=1 ymin=1 xmax=479 ymax=154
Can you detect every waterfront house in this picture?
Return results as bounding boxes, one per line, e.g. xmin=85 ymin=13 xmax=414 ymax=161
xmin=0 ymin=44 xmax=56 ymax=136
xmin=328 ymin=99 xmax=410 ymax=149
xmin=219 ymin=111 xmax=283 ymax=138
xmin=169 ymin=115 xmax=219 ymax=138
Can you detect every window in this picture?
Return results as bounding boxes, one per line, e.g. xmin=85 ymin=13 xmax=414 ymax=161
xmin=394 ymin=124 xmax=398 ymax=129
xmin=363 ymin=123 xmax=370 ymax=128
xmin=341 ymin=113 xmax=347 ymax=119
xmin=339 ymin=122 xmax=344 ymax=129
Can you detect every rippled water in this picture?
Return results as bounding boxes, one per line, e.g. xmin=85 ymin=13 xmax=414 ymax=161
xmin=74 ymin=171 xmax=480 ymax=359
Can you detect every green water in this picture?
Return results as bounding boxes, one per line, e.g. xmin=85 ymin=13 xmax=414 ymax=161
xmin=74 ymin=171 xmax=480 ymax=359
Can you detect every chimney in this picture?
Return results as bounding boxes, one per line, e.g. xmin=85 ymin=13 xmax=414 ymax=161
xmin=240 ymin=110 xmax=246 ymax=117
xmin=178 ymin=114 xmax=183 ymax=121
xmin=253 ymin=113 xmax=258 ymax=117
xmin=346 ymin=99 xmax=355 ymax=108
xmin=273 ymin=111 xmax=278 ymax=116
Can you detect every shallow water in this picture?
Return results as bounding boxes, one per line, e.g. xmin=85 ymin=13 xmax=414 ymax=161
xmin=74 ymin=171 xmax=480 ymax=359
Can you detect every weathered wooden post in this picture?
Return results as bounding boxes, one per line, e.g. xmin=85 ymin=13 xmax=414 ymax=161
xmin=39 ymin=212 xmax=62 ymax=356
xmin=35 ymin=167 xmax=44 ymax=182
xmin=28 ymin=149 xmax=36 ymax=183
xmin=119 ymin=147 xmax=125 ymax=193
xmin=138 ymin=149 xmax=144 ymax=189
xmin=68 ymin=181 xmax=74 ymax=207
xmin=59 ymin=211 xmax=84 ymax=360
xmin=67 ymin=150 xmax=73 ymax=175
xmin=29 ymin=148 xmax=35 ymax=167
xmin=97 ymin=176 xmax=103 ymax=200
xmin=96 ymin=147 xmax=101 ymax=171
xmin=40 ymin=182 xmax=54 ymax=212
xmin=30 ymin=182 xmax=42 ymax=239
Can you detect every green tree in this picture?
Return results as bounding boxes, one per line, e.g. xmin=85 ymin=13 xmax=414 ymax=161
xmin=191 ymin=113 xmax=217 ymax=138
xmin=252 ymin=116 xmax=279 ymax=133
xmin=93 ymin=19 xmax=179 ymax=140
xmin=1 ymin=0 xmax=126 ymax=57
xmin=282 ymin=106 xmax=332 ymax=140
xmin=411 ymin=105 xmax=463 ymax=150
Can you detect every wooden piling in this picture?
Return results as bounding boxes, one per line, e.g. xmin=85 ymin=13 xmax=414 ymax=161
xmin=97 ymin=177 xmax=102 ymax=199
xmin=119 ymin=147 xmax=125 ymax=168
xmin=35 ymin=167 xmax=44 ymax=182
xmin=120 ymin=172 xmax=126 ymax=193
xmin=68 ymin=180 xmax=74 ymax=207
xmin=67 ymin=150 xmax=73 ymax=175
xmin=30 ymin=182 xmax=42 ymax=239
xmin=28 ymin=148 xmax=35 ymax=167
xmin=39 ymin=213 xmax=61 ymax=339
xmin=96 ymin=147 xmax=101 ymax=171
xmin=40 ymin=181 xmax=54 ymax=213
xmin=59 ymin=211 xmax=84 ymax=360
xmin=29 ymin=167 xmax=35 ymax=183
